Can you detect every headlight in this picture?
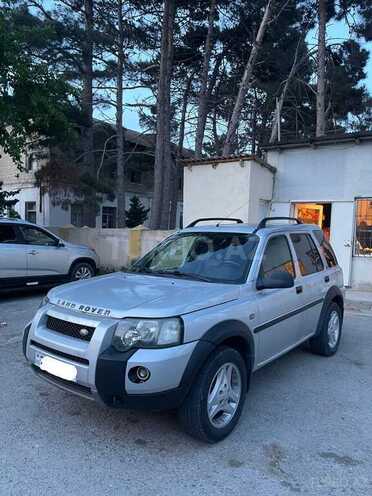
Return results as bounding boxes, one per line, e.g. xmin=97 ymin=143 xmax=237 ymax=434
xmin=38 ymin=295 xmax=50 ymax=309
xmin=112 ymin=318 xmax=183 ymax=351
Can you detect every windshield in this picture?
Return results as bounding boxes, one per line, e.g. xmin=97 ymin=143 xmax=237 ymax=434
xmin=131 ymin=232 xmax=259 ymax=284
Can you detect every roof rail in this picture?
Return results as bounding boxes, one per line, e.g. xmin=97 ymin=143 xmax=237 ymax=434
xmin=254 ymin=217 xmax=302 ymax=233
xmin=186 ymin=217 xmax=243 ymax=228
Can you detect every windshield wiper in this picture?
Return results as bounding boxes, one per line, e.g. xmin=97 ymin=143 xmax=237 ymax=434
xmin=154 ymin=270 xmax=213 ymax=282
xmin=129 ymin=267 xmax=213 ymax=282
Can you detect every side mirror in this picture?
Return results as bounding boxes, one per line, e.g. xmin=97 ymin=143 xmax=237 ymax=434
xmin=56 ymin=239 xmax=65 ymax=248
xmin=257 ymin=271 xmax=294 ymax=291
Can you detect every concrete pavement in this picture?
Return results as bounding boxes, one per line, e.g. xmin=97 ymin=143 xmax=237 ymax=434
xmin=0 ymin=291 xmax=372 ymax=495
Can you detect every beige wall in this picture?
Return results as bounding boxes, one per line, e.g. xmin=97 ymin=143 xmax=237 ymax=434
xmin=49 ymin=226 xmax=173 ymax=270
xmin=0 ymin=144 xmax=48 ymax=189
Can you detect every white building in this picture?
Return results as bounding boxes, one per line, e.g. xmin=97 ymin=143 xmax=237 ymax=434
xmin=0 ymin=126 xmax=184 ymax=229
xmin=183 ymin=132 xmax=372 ymax=289
xmin=183 ymin=155 xmax=275 ymax=225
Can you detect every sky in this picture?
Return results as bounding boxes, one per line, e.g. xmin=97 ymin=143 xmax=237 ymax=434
xmin=120 ymin=20 xmax=372 ymax=134
xmin=39 ymin=1 xmax=372 ymax=135
xmin=309 ymin=20 xmax=372 ymax=92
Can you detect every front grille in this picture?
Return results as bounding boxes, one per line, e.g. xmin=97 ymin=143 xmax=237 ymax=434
xmin=46 ymin=316 xmax=95 ymax=342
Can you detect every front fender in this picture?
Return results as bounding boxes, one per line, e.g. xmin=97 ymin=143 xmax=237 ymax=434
xmin=178 ymin=319 xmax=255 ymax=400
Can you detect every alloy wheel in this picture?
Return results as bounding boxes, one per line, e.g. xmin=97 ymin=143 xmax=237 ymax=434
xmin=327 ymin=310 xmax=340 ymax=348
xmin=207 ymin=362 xmax=242 ymax=428
xmin=74 ymin=266 xmax=93 ymax=280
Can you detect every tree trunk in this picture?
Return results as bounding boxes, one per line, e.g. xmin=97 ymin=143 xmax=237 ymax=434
xmin=116 ymin=0 xmax=126 ymax=228
xmin=270 ymin=38 xmax=301 ymax=143
xmin=150 ymin=0 xmax=176 ymax=229
xmin=81 ymin=0 xmax=95 ymax=226
xmin=168 ymin=73 xmax=193 ymax=228
xmin=222 ymin=0 xmax=272 ymax=156
xmin=316 ymin=0 xmax=327 ymax=137
xmin=194 ymin=0 xmax=217 ymax=158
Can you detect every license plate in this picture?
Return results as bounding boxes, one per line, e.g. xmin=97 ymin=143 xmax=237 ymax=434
xmin=39 ymin=356 xmax=77 ymax=382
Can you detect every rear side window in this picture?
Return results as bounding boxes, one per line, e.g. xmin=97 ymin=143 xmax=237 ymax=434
xmin=259 ymin=235 xmax=295 ymax=278
xmin=0 ymin=225 xmax=17 ymax=243
xmin=290 ymin=233 xmax=324 ymax=276
xmin=313 ymin=230 xmax=338 ymax=267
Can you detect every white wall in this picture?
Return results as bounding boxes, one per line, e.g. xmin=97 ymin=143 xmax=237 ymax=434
xmin=183 ymin=158 xmax=274 ymax=226
xmin=268 ymin=140 xmax=372 ymax=288
xmin=248 ymin=161 xmax=275 ymax=223
xmin=268 ymin=141 xmax=372 ymax=203
xmin=351 ymin=258 xmax=372 ymax=290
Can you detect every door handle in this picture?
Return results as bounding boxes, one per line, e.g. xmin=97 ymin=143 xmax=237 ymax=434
xmin=324 ymin=275 xmax=330 ymax=283
xmin=296 ymin=285 xmax=303 ymax=294
xmin=28 ymin=250 xmax=38 ymax=255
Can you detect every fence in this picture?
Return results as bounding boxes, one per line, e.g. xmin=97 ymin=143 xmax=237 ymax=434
xmin=48 ymin=226 xmax=174 ymax=270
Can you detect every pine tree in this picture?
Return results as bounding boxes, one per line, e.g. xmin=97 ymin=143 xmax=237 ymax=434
xmin=125 ymin=196 xmax=150 ymax=228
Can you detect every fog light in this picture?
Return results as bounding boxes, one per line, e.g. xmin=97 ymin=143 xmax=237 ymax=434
xmin=137 ymin=366 xmax=150 ymax=381
xmin=129 ymin=366 xmax=151 ymax=383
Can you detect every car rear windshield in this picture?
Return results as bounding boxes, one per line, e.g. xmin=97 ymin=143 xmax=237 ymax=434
xmin=131 ymin=232 xmax=259 ymax=284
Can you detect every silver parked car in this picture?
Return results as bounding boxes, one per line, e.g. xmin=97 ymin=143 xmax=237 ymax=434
xmin=0 ymin=217 xmax=98 ymax=290
xmin=23 ymin=217 xmax=344 ymax=443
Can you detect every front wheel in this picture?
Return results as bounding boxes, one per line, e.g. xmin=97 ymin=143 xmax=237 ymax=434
xmin=69 ymin=261 xmax=95 ymax=281
xmin=308 ymin=302 xmax=343 ymax=356
xmin=178 ymin=347 xmax=247 ymax=443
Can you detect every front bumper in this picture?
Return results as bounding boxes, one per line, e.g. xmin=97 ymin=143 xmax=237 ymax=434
xmin=23 ymin=306 xmax=211 ymax=411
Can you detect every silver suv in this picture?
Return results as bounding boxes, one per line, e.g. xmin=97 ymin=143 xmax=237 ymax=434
xmin=0 ymin=218 xmax=98 ymax=290
xmin=23 ymin=217 xmax=344 ymax=443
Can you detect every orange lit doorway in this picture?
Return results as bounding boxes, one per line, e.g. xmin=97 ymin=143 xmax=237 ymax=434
xmin=293 ymin=203 xmax=332 ymax=241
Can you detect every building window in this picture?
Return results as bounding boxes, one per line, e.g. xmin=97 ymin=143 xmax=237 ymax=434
xmin=26 ymin=153 xmax=38 ymax=172
xmin=25 ymin=202 xmax=37 ymax=223
xmin=129 ymin=169 xmax=142 ymax=184
xmin=102 ymin=206 xmax=117 ymax=228
xmin=71 ymin=204 xmax=84 ymax=227
xmin=354 ymin=199 xmax=372 ymax=256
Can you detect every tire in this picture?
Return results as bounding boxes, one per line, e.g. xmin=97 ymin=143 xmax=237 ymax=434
xmin=69 ymin=261 xmax=95 ymax=281
xmin=178 ymin=346 xmax=248 ymax=443
xmin=308 ymin=302 xmax=342 ymax=356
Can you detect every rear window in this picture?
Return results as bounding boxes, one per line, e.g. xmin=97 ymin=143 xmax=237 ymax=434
xmin=313 ymin=230 xmax=338 ymax=267
xmin=290 ymin=233 xmax=324 ymax=276
xmin=0 ymin=224 xmax=17 ymax=243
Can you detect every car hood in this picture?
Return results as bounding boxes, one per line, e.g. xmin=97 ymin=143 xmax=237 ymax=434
xmin=48 ymin=272 xmax=240 ymax=319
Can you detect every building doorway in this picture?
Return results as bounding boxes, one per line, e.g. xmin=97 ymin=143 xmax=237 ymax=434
xmin=293 ymin=203 xmax=332 ymax=241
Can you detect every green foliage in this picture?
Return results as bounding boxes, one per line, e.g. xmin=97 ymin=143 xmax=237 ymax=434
xmin=0 ymin=182 xmax=19 ymax=217
xmin=0 ymin=4 xmax=77 ymax=165
xmin=125 ymin=196 xmax=150 ymax=228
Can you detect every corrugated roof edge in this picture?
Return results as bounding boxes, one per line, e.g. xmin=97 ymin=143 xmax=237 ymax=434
xmin=180 ymin=154 xmax=276 ymax=174
xmin=261 ymin=131 xmax=372 ymax=151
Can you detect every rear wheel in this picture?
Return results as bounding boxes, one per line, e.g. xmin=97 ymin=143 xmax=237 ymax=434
xmin=308 ymin=302 xmax=342 ymax=356
xmin=178 ymin=347 xmax=247 ymax=443
xmin=69 ymin=261 xmax=95 ymax=281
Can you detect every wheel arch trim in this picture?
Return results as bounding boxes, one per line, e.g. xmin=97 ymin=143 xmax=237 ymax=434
xmin=315 ymin=286 xmax=344 ymax=337
xmin=69 ymin=258 xmax=97 ymax=275
xmin=179 ymin=320 xmax=255 ymax=399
